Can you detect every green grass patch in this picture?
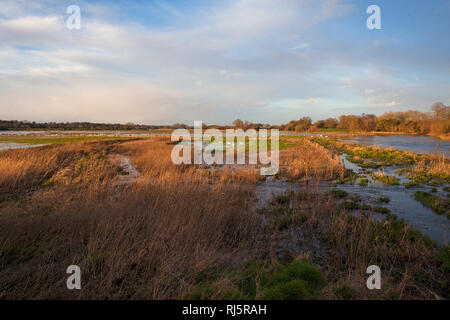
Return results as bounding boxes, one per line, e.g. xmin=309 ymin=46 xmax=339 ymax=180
xmin=336 ymin=170 xmax=359 ymax=185
xmin=0 ymin=136 xmax=137 ymax=145
xmin=269 ymin=193 xmax=291 ymax=206
xmin=377 ymin=197 xmax=391 ymax=203
xmin=187 ymin=259 xmax=325 ymax=300
xmin=333 ymin=283 xmax=357 ymax=299
xmin=357 ymin=178 xmax=369 ymax=187
xmin=370 ymin=173 xmax=400 ymax=185
xmin=414 ymin=191 xmax=449 ymax=218
xmin=330 ymin=189 xmax=348 ymax=199
xmin=405 ymin=181 xmax=422 ymax=189
xmin=312 ymin=137 xmax=422 ymax=167
xmin=399 ymin=168 xmax=450 ymax=186
xmin=346 ymin=155 xmax=381 ymax=169
xmin=341 ymin=201 xmax=390 ymax=214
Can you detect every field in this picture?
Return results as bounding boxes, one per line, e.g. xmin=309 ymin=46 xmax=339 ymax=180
xmin=0 ymin=136 xmax=448 ymax=299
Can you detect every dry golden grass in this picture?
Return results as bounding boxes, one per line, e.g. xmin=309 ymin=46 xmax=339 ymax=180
xmin=0 ymin=140 xmax=121 ymax=196
xmin=0 ymin=138 xmax=265 ymax=299
xmin=419 ymin=156 xmax=450 ymax=178
xmin=280 ymin=138 xmax=344 ymax=180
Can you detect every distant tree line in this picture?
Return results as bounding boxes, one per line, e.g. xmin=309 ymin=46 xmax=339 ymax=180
xmin=277 ymin=102 xmax=450 ymax=135
xmin=0 ymin=120 xmax=174 ymax=131
xmin=2 ymin=102 xmax=448 ymax=135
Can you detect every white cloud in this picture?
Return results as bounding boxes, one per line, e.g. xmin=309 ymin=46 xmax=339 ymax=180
xmin=0 ymin=0 xmax=448 ymax=124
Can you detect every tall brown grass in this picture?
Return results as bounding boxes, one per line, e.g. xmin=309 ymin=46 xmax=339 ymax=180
xmin=0 ymin=138 xmax=264 ymax=299
xmin=0 ymin=137 xmax=447 ymax=299
xmin=280 ymin=139 xmax=344 ymax=180
xmin=0 ymin=140 xmax=121 ymax=197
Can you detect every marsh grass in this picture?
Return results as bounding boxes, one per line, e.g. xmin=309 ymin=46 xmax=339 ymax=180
xmin=257 ymin=189 xmax=448 ymax=299
xmin=280 ymin=139 xmax=344 ymax=181
xmin=0 ymin=136 xmax=448 ymax=300
xmin=370 ymin=171 xmax=400 ymax=185
xmin=357 ymin=178 xmax=369 ymax=187
xmin=0 ymin=136 xmax=137 ymax=145
xmin=414 ymin=191 xmax=450 ymax=218
xmin=187 ymin=259 xmax=324 ymax=300
xmin=399 ymin=158 xmax=450 ymax=186
xmin=312 ymin=137 xmax=432 ymax=167
xmin=0 ymin=138 xmax=264 ymax=299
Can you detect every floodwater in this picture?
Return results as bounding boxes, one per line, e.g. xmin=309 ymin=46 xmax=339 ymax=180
xmin=337 ymin=156 xmax=449 ymax=244
xmin=341 ymin=135 xmax=450 ymax=157
xmin=0 ymin=142 xmax=46 ymax=150
xmin=0 ymin=130 xmax=169 ymax=137
xmin=255 ymin=138 xmax=450 ymax=245
xmin=255 ymin=176 xmax=449 ymax=245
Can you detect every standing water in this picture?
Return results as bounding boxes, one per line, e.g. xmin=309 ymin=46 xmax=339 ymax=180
xmin=341 ymin=135 xmax=449 ymax=157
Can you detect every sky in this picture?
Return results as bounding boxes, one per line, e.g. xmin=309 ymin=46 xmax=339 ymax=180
xmin=0 ymin=0 xmax=449 ymax=125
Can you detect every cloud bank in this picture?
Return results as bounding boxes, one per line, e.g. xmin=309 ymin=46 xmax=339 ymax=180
xmin=0 ymin=0 xmax=449 ymax=124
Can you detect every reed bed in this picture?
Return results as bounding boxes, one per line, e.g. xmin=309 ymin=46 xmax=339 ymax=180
xmin=280 ymin=139 xmax=344 ymax=180
xmin=0 ymin=138 xmax=263 ymax=299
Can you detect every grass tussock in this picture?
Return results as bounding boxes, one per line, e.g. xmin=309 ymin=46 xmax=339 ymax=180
xmin=414 ymin=191 xmax=450 ymax=218
xmin=400 ymin=158 xmax=450 ymax=186
xmin=280 ymin=139 xmax=344 ymax=181
xmin=0 ymin=141 xmax=124 ymax=198
xmin=188 ymin=259 xmax=324 ymax=300
xmin=370 ymin=171 xmax=400 ymax=185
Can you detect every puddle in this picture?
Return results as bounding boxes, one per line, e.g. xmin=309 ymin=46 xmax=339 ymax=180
xmin=0 ymin=142 xmax=47 ymax=151
xmin=110 ymin=155 xmax=141 ymax=185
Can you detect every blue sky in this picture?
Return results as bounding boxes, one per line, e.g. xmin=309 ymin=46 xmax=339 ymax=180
xmin=0 ymin=0 xmax=449 ymax=125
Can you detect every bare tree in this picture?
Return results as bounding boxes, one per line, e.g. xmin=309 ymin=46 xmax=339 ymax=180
xmin=232 ymin=119 xmax=244 ymax=128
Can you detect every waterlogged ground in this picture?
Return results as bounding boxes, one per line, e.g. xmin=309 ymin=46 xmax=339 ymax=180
xmin=0 ymin=142 xmax=47 ymax=150
xmin=336 ymin=157 xmax=449 ymax=243
xmin=255 ymin=135 xmax=450 ymax=245
xmin=1 ymin=135 xmax=448 ymax=299
xmin=341 ymin=134 xmax=450 ymax=157
xmin=0 ymin=130 xmax=171 ymax=137
xmin=255 ymin=179 xmax=449 ymax=244
xmin=2 ymin=131 xmax=448 ymax=243
xmin=0 ymin=130 xmax=324 ymax=151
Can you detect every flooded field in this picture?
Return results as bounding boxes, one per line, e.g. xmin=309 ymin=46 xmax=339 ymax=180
xmin=0 ymin=142 xmax=47 ymax=150
xmin=341 ymin=134 xmax=450 ymax=157
xmin=1 ymin=134 xmax=448 ymax=300
xmin=0 ymin=130 xmax=169 ymax=137
xmin=2 ymin=131 xmax=449 ymax=243
xmin=255 ymin=135 xmax=450 ymax=245
xmin=336 ymin=156 xmax=449 ymax=244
